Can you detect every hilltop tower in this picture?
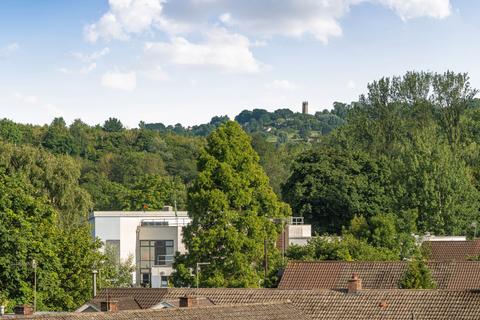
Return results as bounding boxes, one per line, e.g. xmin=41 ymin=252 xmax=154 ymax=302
xmin=302 ymin=101 xmax=309 ymax=114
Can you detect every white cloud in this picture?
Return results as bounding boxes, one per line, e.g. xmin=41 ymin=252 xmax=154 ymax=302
xmin=80 ymin=63 xmax=97 ymax=74
xmin=85 ymin=0 xmax=452 ymax=44
xmin=101 ymin=70 xmax=137 ymax=91
xmin=73 ymin=47 xmax=110 ymax=63
xmin=0 ymin=42 xmax=20 ymax=59
xmin=84 ymin=0 xmax=164 ymax=42
xmin=144 ymin=28 xmax=262 ymax=74
xmin=377 ymin=0 xmax=451 ymax=20
xmin=159 ymin=0 xmax=451 ymax=43
xmin=268 ymin=80 xmax=297 ymax=91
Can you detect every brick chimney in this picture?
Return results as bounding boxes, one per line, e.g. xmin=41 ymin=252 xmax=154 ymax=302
xmin=14 ymin=305 xmax=33 ymax=315
xmin=100 ymin=300 xmax=119 ymax=312
xmin=179 ymin=295 xmax=198 ymax=308
xmin=347 ymin=273 xmax=362 ymax=294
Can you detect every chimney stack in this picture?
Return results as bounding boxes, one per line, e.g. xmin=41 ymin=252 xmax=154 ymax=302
xmin=302 ymin=101 xmax=309 ymax=114
xmin=14 ymin=305 xmax=33 ymax=316
xmin=347 ymin=273 xmax=362 ymax=294
xmin=179 ymin=295 xmax=198 ymax=308
xmin=100 ymin=301 xmax=119 ymax=312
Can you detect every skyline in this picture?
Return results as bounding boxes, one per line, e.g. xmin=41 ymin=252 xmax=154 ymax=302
xmin=1 ymin=0 xmax=479 ymax=128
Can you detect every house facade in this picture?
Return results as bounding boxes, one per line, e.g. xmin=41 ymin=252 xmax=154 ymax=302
xmin=89 ymin=207 xmax=191 ymax=288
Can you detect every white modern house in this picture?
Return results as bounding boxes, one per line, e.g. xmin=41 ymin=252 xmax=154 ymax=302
xmin=89 ymin=206 xmax=191 ymax=288
xmin=90 ymin=207 xmax=312 ymax=288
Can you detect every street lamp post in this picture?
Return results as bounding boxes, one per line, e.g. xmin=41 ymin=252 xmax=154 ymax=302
xmin=196 ymin=262 xmax=210 ymax=289
xmin=32 ymin=259 xmax=37 ymax=313
xmin=92 ymin=270 xmax=98 ymax=297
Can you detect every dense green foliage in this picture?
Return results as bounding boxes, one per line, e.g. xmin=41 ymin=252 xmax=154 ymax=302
xmin=284 ymin=71 xmax=480 ymax=239
xmin=172 ymin=122 xmax=291 ymax=287
xmin=144 ymin=106 xmax=346 ymax=143
xmin=98 ymin=247 xmax=135 ymax=288
xmin=2 ymin=69 xmax=480 ymax=306
xmin=287 ymin=211 xmax=418 ymax=261
xmin=400 ymin=258 xmax=436 ymax=289
xmin=0 ymin=144 xmax=102 ymax=311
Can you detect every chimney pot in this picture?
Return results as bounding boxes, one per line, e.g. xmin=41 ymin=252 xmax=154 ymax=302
xmin=100 ymin=301 xmax=118 ymax=312
xmin=179 ymin=295 xmax=198 ymax=308
xmin=347 ymin=273 xmax=362 ymax=294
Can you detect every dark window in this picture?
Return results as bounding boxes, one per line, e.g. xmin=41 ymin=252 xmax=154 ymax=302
xmin=139 ymin=240 xmax=174 ymax=267
xmin=141 ymin=272 xmax=151 ymax=287
xmin=161 ymin=276 xmax=168 ymax=288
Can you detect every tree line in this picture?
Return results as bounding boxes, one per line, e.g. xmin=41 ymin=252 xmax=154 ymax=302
xmin=1 ymin=70 xmax=480 ymax=308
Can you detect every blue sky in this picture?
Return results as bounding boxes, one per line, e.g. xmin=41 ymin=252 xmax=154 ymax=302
xmin=0 ymin=0 xmax=479 ymax=127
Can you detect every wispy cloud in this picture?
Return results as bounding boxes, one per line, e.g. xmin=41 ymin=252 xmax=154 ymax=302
xmin=0 ymin=43 xmax=20 ymax=59
xmin=85 ymin=0 xmax=452 ymax=44
xmin=101 ymin=70 xmax=137 ymax=91
xmin=73 ymin=47 xmax=110 ymax=63
xmin=144 ymin=28 xmax=263 ymax=74
xmin=13 ymin=92 xmax=63 ymax=116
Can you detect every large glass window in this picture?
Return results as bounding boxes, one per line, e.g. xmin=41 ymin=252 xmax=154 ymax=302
xmin=139 ymin=240 xmax=174 ymax=267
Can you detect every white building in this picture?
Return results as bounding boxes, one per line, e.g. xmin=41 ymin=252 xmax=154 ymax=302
xmin=89 ymin=206 xmax=191 ymax=288
xmin=90 ymin=207 xmax=312 ymax=288
xmin=285 ymin=217 xmax=312 ymax=248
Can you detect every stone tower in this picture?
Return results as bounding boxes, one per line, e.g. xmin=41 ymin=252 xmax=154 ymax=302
xmin=302 ymin=101 xmax=308 ymax=114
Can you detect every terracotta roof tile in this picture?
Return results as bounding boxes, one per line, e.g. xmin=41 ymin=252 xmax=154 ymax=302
xmin=76 ymin=288 xmax=480 ymax=320
xmin=16 ymin=301 xmax=311 ymax=320
xmin=278 ymin=261 xmax=480 ymax=290
xmin=424 ymin=240 xmax=480 ymax=261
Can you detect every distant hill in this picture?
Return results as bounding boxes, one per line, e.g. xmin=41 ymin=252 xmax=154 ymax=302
xmin=142 ymin=102 xmax=350 ymax=143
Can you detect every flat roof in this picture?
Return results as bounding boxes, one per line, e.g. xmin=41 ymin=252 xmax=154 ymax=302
xmin=90 ymin=211 xmax=190 ymax=218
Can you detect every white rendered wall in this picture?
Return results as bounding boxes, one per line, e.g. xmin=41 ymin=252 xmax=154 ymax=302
xmin=92 ymin=217 xmax=121 ymax=251
xmin=90 ymin=211 xmax=191 ymax=287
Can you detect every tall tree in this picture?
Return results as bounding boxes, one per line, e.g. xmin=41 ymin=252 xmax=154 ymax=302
xmin=173 ymin=121 xmax=291 ymax=287
xmin=282 ymin=146 xmax=393 ymax=233
xmin=102 ymin=117 xmax=124 ymax=132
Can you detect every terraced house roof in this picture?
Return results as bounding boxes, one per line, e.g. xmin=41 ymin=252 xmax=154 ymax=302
xmin=278 ymin=261 xmax=480 ymax=290
xmin=424 ymin=240 xmax=480 ymax=261
xmin=68 ymin=287 xmax=480 ymax=320
xmin=16 ymin=302 xmax=312 ymax=320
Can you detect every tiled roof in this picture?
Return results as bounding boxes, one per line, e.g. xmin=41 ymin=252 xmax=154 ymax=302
xmin=85 ymin=297 xmax=141 ymax=311
xmin=278 ymin=261 xmax=480 ymax=290
xmin=424 ymin=240 xmax=480 ymax=261
xmin=15 ymin=302 xmax=311 ymax=320
xmin=93 ymin=289 xmax=169 ymax=309
xmin=78 ymin=288 xmax=480 ymax=320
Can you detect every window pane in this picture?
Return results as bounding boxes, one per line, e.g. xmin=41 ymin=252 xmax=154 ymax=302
xmin=166 ymin=240 xmax=174 ymax=247
xmin=140 ymin=247 xmax=150 ymax=261
xmin=150 ymin=247 xmax=155 ymax=261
